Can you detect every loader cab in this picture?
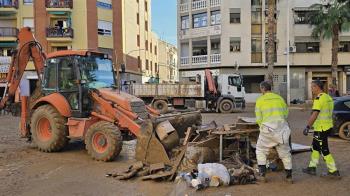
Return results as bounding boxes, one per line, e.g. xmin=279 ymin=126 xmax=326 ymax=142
xmin=42 ymin=51 xmax=115 ymax=117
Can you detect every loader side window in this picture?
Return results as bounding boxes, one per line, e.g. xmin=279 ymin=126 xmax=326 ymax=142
xmin=44 ymin=59 xmax=57 ymax=90
xmin=58 ymin=59 xmax=77 ymax=91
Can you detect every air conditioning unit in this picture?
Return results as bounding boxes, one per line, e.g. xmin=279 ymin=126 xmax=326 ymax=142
xmin=289 ymin=45 xmax=296 ymax=53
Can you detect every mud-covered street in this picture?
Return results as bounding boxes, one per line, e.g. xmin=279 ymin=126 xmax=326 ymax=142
xmin=1 ymin=107 xmax=349 ymax=196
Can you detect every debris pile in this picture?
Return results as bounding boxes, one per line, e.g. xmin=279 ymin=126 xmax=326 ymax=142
xmin=107 ymin=116 xmax=264 ymax=188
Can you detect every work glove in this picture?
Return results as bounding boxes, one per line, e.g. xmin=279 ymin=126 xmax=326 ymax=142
xmin=303 ymin=126 xmax=310 ymax=136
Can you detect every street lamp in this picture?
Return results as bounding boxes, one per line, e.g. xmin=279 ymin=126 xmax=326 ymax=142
xmin=286 ymin=0 xmax=291 ymax=106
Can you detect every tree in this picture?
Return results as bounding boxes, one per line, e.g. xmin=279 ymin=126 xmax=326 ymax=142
xmin=307 ymin=0 xmax=350 ymax=89
xmin=266 ymin=0 xmax=276 ymax=86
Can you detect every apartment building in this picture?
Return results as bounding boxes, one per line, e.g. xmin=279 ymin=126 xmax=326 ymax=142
xmin=0 ymin=0 xmax=124 ymax=92
xmin=177 ymin=0 xmax=350 ymax=102
xmin=158 ymin=40 xmax=178 ymax=83
xmin=122 ymin=0 xmax=160 ymax=84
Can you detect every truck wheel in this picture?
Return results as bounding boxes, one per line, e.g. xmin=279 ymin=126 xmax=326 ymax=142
xmin=339 ymin=122 xmax=350 ymax=141
xmin=219 ymin=99 xmax=234 ymax=113
xmin=153 ymin=100 xmax=168 ymax=114
xmin=31 ymin=105 xmax=68 ymax=152
xmin=85 ymin=121 xmax=123 ymax=161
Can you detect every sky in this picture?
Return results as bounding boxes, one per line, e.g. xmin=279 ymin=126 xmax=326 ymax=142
xmin=151 ymin=0 xmax=177 ymax=46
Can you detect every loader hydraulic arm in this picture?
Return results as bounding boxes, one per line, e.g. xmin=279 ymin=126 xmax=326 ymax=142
xmin=0 ymin=27 xmax=45 ymax=111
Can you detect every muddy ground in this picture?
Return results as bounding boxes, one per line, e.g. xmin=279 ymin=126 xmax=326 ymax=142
xmin=0 ymin=107 xmax=349 ymax=196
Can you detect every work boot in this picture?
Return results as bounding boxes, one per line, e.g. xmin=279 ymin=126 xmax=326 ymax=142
xmin=302 ymin=167 xmax=316 ymax=176
xmin=257 ymin=165 xmax=267 ymax=183
xmin=285 ymin=169 xmax=293 ymax=184
xmin=321 ymin=170 xmax=341 ymax=180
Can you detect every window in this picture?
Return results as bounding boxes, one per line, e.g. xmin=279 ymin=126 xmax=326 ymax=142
xmin=155 ymin=63 xmax=158 ymax=72
xmin=155 ymin=46 xmax=157 ymax=55
xmin=339 ymin=41 xmax=350 ymax=52
xmin=23 ymin=0 xmax=33 ymax=5
xmin=145 ymin=20 xmax=148 ymax=31
xmin=211 ymin=10 xmax=221 ymax=25
xmin=137 ymin=35 xmax=140 ymax=47
xmin=230 ymin=8 xmax=241 ymax=23
xmin=181 ymin=15 xmax=190 ymax=30
xmin=146 ymin=60 xmax=149 ymax=70
xmin=150 ymin=43 xmax=152 ymax=53
xmin=251 ymin=10 xmax=262 ymax=24
xmin=193 ymin=13 xmax=207 ymax=28
xmin=137 ymin=13 xmax=140 ymax=25
xmin=344 ymin=101 xmax=350 ymax=109
xmin=295 ymin=42 xmax=320 ymax=53
xmin=138 ymin=56 xmax=141 ymax=68
xmin=97 ymin=0 xmax=112 ymax=9
xmin=98 ymin=20 xmax=112 ymax=36
xmin=44 ymin=59 xmax=57 ymax=89
xmin=23 ymin=18 xmax=34 ymax=30
xmin=150 ymin=61 xmax=153 ymax=72
xmin=228 ymin=76 xmax=242 ymax=86
xmin=145 ymin=40 xmax=148 ymax=50
xmin=145 ymin=1 xmax=148 ymax=12
xmin=251 ymin=0 xmax=262 ymax=6
xmin=294 ymin=11 xmax=310 ymax=24
xmin=230 ymin=37 xmax=241 ymax=52
xmin=251 ymin=38 xmax=262 ymax=63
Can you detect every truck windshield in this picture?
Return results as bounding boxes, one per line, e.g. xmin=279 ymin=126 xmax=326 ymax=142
xmin=78 ymin=56 xmax=115 ymax=89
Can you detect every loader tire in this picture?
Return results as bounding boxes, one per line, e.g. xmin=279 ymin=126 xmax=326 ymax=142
xmin=85 ymin=121 xmax=123 ymax=161
xmin=219 ymin=99 xmax=234 ymax=113
xmin=31 ymin=105 xmax=68 ymax=152
xmin=153 ymin=100 xmax=168 ymax=114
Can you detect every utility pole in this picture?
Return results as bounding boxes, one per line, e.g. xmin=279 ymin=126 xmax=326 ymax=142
xmin=286 ymin=0 xmax=291 ymax=105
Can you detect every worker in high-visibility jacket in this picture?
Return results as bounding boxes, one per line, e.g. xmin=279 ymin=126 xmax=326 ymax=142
xmin=302 ymin=80 xmax=340 ymax=178
xmin=255 ymin=81 xmax=292 ymax=183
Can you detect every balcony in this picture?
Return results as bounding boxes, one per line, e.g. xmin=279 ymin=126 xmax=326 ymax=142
xmin=179 ymin=25 xmax=221 ymax=40
xmin=192 ymin=55 xmax=207 ymax=65
xmin=179 ymin=3 xmax=189 ymax=13
xmin=192 ymin=0 xmax=206 ymax=11
xmin=45 ymin=0 xmax=73 ymax=13
xmin=0 ymin=27 xmax=18 ymax=41
xmin=209 ymin=0 xmax=220 ymax=7
xmin=0 ymin=0 xmax=18 ymax=15
xmin=180 ymin=57 xmax=190 ymax=66
xmin=210 ymin=54 xmax=220 ymax=64
xmin=46 ymin=27 xmax=74 ymax=42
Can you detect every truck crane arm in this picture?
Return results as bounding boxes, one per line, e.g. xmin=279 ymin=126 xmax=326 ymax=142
xmin=0 ymin=27 xmax=46 ymax=111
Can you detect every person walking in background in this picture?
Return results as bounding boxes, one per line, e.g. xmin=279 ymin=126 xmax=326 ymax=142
xmin=255 ymin=81 xmax=293 ymax=183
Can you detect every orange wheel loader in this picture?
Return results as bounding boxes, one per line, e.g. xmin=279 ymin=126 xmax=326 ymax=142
xmin=0 ymin=27 xmax=201 ymax=163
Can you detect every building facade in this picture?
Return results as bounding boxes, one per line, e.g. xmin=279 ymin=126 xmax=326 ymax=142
xmin=0 ymin=0 xmax=124 ymax=88
xmin=158 ymin=40 xmax=178 ymax=83
xmin=122 ymin=0 xmax=161 ymax=84
xmin=177 ymin=0 xmax=350 ymax=102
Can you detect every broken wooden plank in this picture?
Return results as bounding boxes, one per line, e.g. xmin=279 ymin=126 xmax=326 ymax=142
xmin=149 ymin=163 xmax=165 ymax=174
xmin=183 ymin=127 xmax=194 ymax=145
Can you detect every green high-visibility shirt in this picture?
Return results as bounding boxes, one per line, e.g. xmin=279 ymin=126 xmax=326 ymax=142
xmin=312 ymin=93 xmax=333 ymax=131
xmin=255 ymin=92 xmax=288 ymax=127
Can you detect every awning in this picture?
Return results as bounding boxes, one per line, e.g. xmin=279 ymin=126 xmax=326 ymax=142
xmin=293 ymin=7 xmax=319 ymax=12
xmin=48 ymin=11 xmax=69 ymax=15
xmin=294 ymin=36 xmax=320 ymax=42
xmin=340 ymin=36 xmax=350 ymax=42
xmin=0 ymin=42 xmax=17 ymax=47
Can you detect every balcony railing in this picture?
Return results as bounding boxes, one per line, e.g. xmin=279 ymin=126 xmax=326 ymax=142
xmin=45 ymin=0 xmax=73 ymax=9
xmin=192 ymin=0 xmax=207 ymax=10
xmin=0 ymin=27 xmax=18 ymax=37
xmin=0 ymin=56 xmax=11 ymax=65
xmin=210 ymin=54 xmax=221 ymax=64
xmin=46 ymin=27 xmax=74 ymax=38
xmin=192 ymin=55 xmax=207 ymax=65
xmin=209 ymin=0 xmax=220 ymax=7
xmin=179 ymin=3 xmax=189 ymax=13
xmin=0 ymin=0 xmax=18 ymax=8
xmin=180 ymin=57 xmax=189 ymax=65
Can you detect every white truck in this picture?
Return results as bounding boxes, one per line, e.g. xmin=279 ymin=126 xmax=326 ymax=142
xmin=126 ymin=69 xmax=245 ymax=113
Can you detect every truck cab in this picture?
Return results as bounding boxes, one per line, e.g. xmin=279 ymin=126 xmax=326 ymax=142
xmin=217 ymin=73 xmax=245 ymax=105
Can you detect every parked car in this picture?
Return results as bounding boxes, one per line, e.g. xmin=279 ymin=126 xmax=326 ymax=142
xmin=333 ymin=96 xmax=350 ymax=140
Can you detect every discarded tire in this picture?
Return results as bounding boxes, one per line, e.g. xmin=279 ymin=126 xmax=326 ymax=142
xmin=31 ymin=105 xmax=68 ymax=152
xmin=85 ymin=121 xmax=123 ymax=161
xmin=153 ymin=100 xmax=168 ymax=114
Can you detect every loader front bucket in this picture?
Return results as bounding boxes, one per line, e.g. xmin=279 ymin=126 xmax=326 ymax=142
xmin=135 ymin=120 xmax=172 ymax=165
